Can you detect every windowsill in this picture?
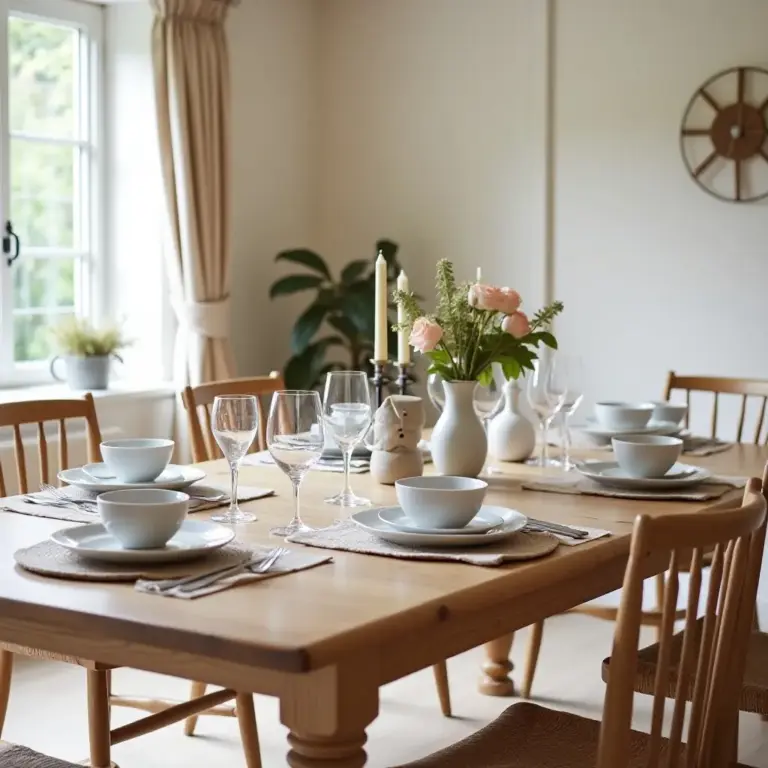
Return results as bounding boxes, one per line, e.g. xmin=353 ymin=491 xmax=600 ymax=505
xmin=0 ymin=380 xmax=176 ymax=404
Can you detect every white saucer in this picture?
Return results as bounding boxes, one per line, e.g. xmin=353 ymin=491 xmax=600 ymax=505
xmin=576 ymin=461 xmax=711 ymax=490
xmin=582 ymin=420 xmax=681 ymax=438
xmin=50 ymin=519 xmax=234 ymax=564
xmin=58 ymin=464 xmax=206 ymax=493
xmin=378 ymin=506 xmax=504 ymax=535
xmin=352 ymin=506 xmax=527 ymax=548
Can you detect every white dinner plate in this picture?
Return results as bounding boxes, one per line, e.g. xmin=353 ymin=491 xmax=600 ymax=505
xmin=576 ymin=461 xmax=711 ymax=490
xmin=582 ymin=420 xmax=682 ymax=438
xmin=58 ymin=464 xmax=206 ymax=493
xmin=50 ymin=519 xmax=234 ymax=564
xmin=378 ymin=505 xmax=505 ymax=535
xmin=352 ymin=506 xmax=527 ymax=548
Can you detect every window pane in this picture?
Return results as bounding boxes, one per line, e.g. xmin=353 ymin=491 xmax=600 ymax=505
xmin=11 ymin=139 xmax=75 ymax=248
xmin=9 ymin=16 xmax=77 ymax=138
xmin=13 ymin=311 xmax=73 ymax=363
xmin=13 ymin=257 xmax=75 ymax=309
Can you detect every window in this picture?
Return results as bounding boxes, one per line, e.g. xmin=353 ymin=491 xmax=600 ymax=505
xmin=0 ymin=0 xmax=101 ymax=383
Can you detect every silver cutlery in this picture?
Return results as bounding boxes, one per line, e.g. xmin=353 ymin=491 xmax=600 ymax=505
xmin=176 ymin=547 xmax=287 ymax=594
xmin=525 ymin=518 xmax=589 ymax=539
xmin=23 ymin=493 xmax=97 ymax=514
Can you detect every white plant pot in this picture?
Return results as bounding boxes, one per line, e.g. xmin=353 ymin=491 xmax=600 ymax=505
xmin=430 ymin=380 xmax=487 ymax=478
xmin=488 ymin=379 xmax=536 ymax=462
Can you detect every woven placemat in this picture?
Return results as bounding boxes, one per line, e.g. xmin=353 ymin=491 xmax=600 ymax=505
xmin=14 ymin=540 xmax=254 ymax=582
xmin=287 ymin=521 xmax=559 ymax=566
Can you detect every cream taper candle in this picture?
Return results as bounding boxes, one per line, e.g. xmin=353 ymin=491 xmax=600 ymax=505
xmin=476 ymin=267 xmax=482 ymax=282
xmin=396 ymin=270 xmax=410 ymax=364
xmin=373 ymin=253 xmax=388 ymax=361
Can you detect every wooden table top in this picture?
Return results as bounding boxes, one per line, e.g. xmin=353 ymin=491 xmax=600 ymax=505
xmin=0 ymin=445 xmax=765 ymax=690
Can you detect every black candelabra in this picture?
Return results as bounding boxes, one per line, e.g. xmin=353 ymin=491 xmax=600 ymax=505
xmin=396 ymin=363 xmax=411 ymax=396
xmin=371 ymin=360 xmax=390 ymax=410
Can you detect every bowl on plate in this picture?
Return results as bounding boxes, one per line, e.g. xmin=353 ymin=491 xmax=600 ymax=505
xmin=651 ymin=401 xmax=688 ymax=426
xmin=97 ymin=488 xmax=188 ymax=549
xmin=594 ymin=402 xmax=655 ymax=432
xmin=394 ymin=476 xmax=487 ymax=529
xmin=100 ymin=438 xmax=174 ymax=483
xmin=611 ymin=435 xmax=683 ymax=478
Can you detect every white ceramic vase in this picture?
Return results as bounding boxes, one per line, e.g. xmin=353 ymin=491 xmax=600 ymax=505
xmin=430 ymin=380 xmax=487 ymax=478
xmin=488 ymin=379 xmax=536 ymax=462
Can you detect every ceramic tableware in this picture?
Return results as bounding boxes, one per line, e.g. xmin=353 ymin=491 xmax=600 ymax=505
xmin=100 ymin=438 xmax=174 ymax=483
xmin=612 ymin=434 xmax=683 ymax=478
xmin=352 ymin=506 xmax=527 ymax=548
xmin=394 ymin=475 xmax=488 ymax=529
xmin=58 ymin=464 xmax=206 ymax=493
xmin=378 ymin=505 xmax=505 ymax=535
xmin=580 ymin=420 xmax=681 ymax=447
xmin=50 ymin=519 xmax=234 ymax=564
xmin=576 ymin=461 xmax=711 ymax=490
xmin=98 ymin=488 xmax=188 ymax=549
xmin=651 ymin=401 xmax=688 ymax=426
xmin=594 ymin=402 xmax=655 ymax=431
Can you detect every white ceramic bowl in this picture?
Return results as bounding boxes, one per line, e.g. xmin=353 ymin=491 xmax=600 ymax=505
xmin=394 ymin=476 xmax=488 ymax=530
xmin=98 ymin=488 xmax=188 ymax=549
xmin=100 ymin=438 xmax=174 ymax=483
xmin=611 ymin=435 xmax=683 ymax=478
xmin=651 ymin=401 xmax=688 ymax=426
xmin=594 ymin=402 xmax=655 ymax=432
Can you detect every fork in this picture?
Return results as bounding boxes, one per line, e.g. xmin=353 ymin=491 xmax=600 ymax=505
xmin=525 ymin=518 xmax=589 ymax=539
xmin=175 ymin=547 xmax=288 ymax=594
xmin=38 ymin=484 xmax=98 ymax=513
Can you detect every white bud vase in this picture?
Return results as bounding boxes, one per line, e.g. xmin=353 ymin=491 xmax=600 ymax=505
xmin=431 ymin=380 xmax=487 ymax=477
xmin=488 ymin=379 xmax=536 ymax=462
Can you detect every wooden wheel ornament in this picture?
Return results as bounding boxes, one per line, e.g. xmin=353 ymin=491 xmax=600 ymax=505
xmin=680 ymin=66 xmax=768 ymax=202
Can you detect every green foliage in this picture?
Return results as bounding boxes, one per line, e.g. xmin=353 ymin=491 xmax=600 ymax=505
xmin=393 ymin=259 xmax=563 ymax=383
xmin=52 ymin=317 xmax=130 ymax=358
xmin=269 ymin=240 xmax=411 ymax=390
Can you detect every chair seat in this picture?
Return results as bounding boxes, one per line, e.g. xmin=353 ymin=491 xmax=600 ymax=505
xmin=0 ymin=742 xmax=81 ymax=767
xmin=0 ymin=643 xmax=113 ymax=670
xmin=393 ymin=702 xmax=751 ymax=768
xmin=604 ymin=619 xmax=768 ymax=716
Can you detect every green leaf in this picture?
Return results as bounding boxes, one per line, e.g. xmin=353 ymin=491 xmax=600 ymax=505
xmin=376 ymin=238 xmax=400 ymax=280
xmin=283 ymin=336 xmax=345 ymax=390
xmin=269 ymin=274 xmax=324 ymax=298
xmin=291 ymin=303 xmax=327 ymax=353
xmin=537 ymin=331 xmax=558 ymax=349
xmin=342 ymin=291 xmax=375 ymax=338
xmin=427 ymin=360 xmax=455 ymax=380
xmin=341 ymin=260 xmax=370 ymax=285
xmin=477 ymin=365 xmax=494 ymax=387
xmin=327 ymin=314 xmax=360 ymax=342
xmin=275 ymin=249 xmax=331 ymax=279
xmin=501 ymin=358 xmax=521 ymax=380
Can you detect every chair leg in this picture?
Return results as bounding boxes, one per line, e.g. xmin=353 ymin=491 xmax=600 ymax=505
xmin=521 ymin=621 xmax=544 ymax=699
xmin=0 ymin=651 xmax=13 ymax=738
xmin=87 ymin=669 xmax=112 ymax=768
xmin=754 ymin=600 xmax=760 ymax=631
xmin=183 ymin=681 xmax=207 ymax=736
xmin=235 ymin=693 xmax=262 ymax=768
xmin=432 ymin=661 xmax=451 ymax=717
xmin=655 ymin=573 xmax=666 ymax=642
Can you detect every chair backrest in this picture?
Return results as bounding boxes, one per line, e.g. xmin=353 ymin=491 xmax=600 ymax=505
xmin=664 ymin=371 xmax=768 ymax=444
xmin=597 ymin=469 xmax=768 ymax=768
xmin=0 ymin=395 xmax=102 ymax=496
xmin=181 ymin=372 xmax=285 ymax=462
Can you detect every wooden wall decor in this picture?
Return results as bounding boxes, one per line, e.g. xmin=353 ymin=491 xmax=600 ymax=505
xmin=680 ymin=66 xmax=768 ymax=203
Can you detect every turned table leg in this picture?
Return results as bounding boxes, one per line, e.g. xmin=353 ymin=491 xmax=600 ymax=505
xmin=287 ymin=732 xmax=367 ymax=768
xmin=479 ymin=633 xmax=516 ymax=696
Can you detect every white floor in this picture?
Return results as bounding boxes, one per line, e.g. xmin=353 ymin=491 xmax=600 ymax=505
xmin=3 ymin=614 xmax=768 ymax=767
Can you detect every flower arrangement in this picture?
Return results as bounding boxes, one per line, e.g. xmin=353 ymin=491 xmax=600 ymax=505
xmin=394 ymin=260 xmax=563 ymax=384
xmin=52 ymin=317 xmax=130 ymax=358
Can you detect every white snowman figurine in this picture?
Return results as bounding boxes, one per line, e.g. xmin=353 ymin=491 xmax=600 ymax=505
xmin=369 ymin=395 xmax=426 ymax=485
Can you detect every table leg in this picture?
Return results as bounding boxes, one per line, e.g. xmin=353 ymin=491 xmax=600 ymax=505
xmin=479 ymin=633 xmax=516 ymax=696
xmin=280 ymin=663 xmax=378 ymax=768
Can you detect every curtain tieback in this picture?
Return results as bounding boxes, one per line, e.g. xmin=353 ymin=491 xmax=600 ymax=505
xmin=174 ymin=296 xmax=231 ymax=340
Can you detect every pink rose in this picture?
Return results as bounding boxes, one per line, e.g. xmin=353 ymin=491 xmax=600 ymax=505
xmin=502 ymin=311 xmax=531 ymax=338
xmin=410 ymin=317 xmax=443 ymax=353
xmin=468 ymin=283 xmax=522 ymax=314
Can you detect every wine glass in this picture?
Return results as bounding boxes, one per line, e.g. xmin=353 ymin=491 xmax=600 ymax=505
xmin=552 ymin=355 xmax=584 ymax=471
xmin=323 ymin=371 xmax=373 ymax=507
xmin=210 ymin=395 xmax=259 ymax=524
xmin=474 ymin=373 xmax=503 ymax=473
xmin=526 ymin=353 xmax=566 ymax=468
xmin=427 ymin=372 xmax=445 ymax=414
xmin=266 ymin=390 xmax=325 ymax=536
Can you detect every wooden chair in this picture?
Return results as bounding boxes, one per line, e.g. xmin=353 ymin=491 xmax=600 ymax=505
xmin=394 ymin=477 xmax=767 ymax=768
xmin=520 ymin=370 xmax=768 ymax=701
xmin=0 ymin=396 xmax=261 ymax=768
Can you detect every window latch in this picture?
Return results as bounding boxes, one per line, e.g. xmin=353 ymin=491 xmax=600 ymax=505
xmin=3 ymin=220 xmax=20 ymax=267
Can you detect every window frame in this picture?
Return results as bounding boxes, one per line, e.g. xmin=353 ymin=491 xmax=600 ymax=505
xmin=0 ymin=0 xmax=104 ymax=385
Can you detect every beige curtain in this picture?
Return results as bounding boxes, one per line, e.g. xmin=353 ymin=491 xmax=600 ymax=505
xmin=152 ymin=0 xmax=236 ymax=386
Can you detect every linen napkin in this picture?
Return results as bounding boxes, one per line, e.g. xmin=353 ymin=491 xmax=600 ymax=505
xmin=135 ymin=547 xmax=333 ymax=599
xmin=286 ymin=519 xmax=608 ymax=566
xmin=0 ymin=483 xmax=274 ymax=524
xmin=243 ymin=451 xmax=369 ymax=474
xmin=522 ymin=474 xmax=747 ymax=502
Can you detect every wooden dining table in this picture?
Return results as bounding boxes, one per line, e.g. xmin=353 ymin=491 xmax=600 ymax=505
xmin=0 ymin=443 xmax=765 ymax=767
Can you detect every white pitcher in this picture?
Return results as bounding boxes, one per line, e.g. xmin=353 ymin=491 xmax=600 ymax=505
xmin=488 ymin=379 xmax=536 ymax=461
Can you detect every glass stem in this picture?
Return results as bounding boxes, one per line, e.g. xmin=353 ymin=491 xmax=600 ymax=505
xmin=540 ymin=418 xmax=550 ymax=467
xmin=229 ymin=460 xmax=240 ymax=514
xmin=291 ymin=479 xmax=301 ymax=525
xmin=342 ymin=448 xmax=353 ymax=496
xmin=562 ymin=413 xmax=572 ymax=469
